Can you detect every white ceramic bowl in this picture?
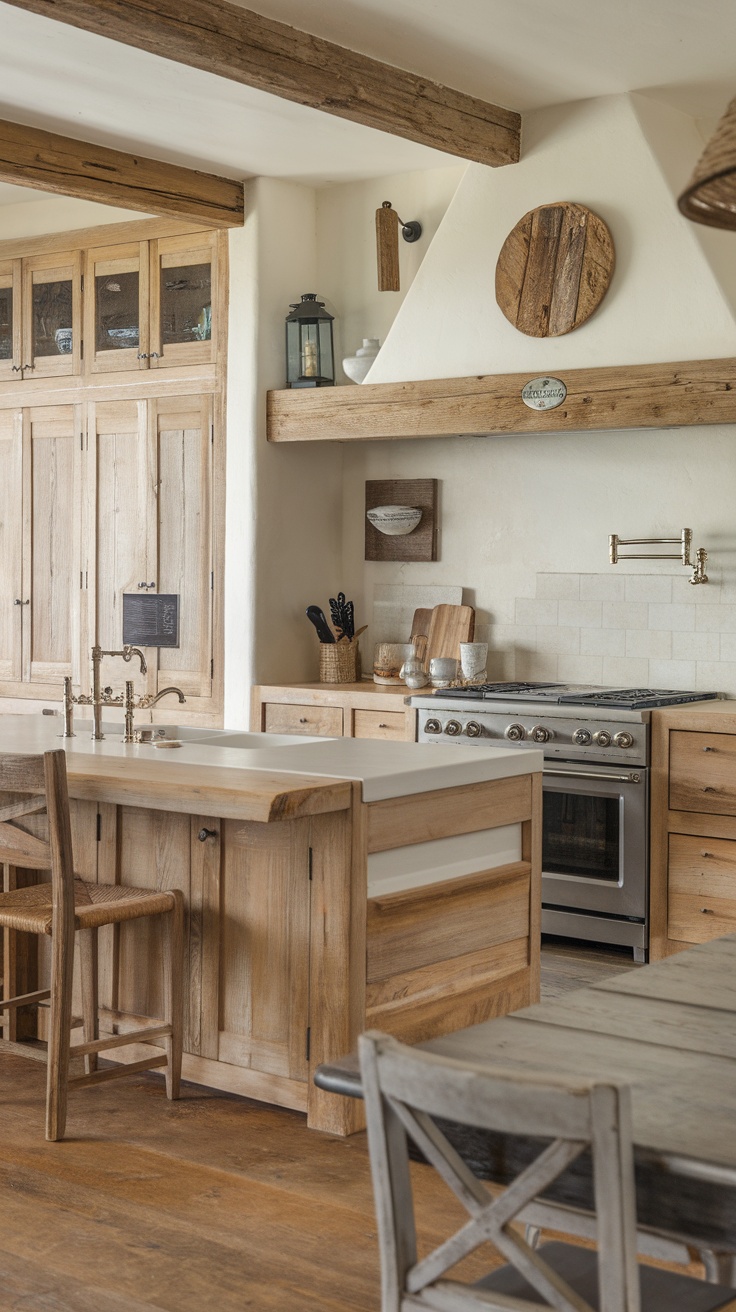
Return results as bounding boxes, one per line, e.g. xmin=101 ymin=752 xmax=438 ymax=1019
xmin=366 ymin=505 xmax=422 ymax=536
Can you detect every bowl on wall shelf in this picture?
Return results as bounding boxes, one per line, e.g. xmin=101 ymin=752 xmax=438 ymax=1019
xmin=366 ymin=505 xmax=422 ymax=536
xmin=342 ymin=337 xmax=380 ymax=383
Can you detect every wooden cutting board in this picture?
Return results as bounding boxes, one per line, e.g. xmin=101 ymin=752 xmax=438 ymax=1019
xmin=409 ymin=607 xmax=432 ymax=665
xmin=495 ymin=201 xmax=615 ymax=338
xmin=425 ymin=604 xmax=475 ymax=666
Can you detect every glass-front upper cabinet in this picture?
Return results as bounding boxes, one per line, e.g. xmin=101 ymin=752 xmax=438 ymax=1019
xmin=21 ymin=251 xmax=82 ymax=379
xmin=0 ymin=259 xmax=21 ymax=382
xmin=85 ymin=242 xmax=149 ymax=373
xmin=149 ymin=233 xmax=217 ymax=368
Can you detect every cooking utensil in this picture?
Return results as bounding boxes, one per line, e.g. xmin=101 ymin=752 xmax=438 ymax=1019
xmin=306 ymin=606 xmax=335 ymax=643
xmin=328 ymin=593 xmax=355 ymax=641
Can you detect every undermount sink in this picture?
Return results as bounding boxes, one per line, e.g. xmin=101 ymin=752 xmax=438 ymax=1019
xmin=196 ymin=731 xmax=326 ymax=748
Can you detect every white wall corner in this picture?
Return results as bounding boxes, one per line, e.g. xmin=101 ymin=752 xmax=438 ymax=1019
xmin=367 ymin=93 xmax=736 ymax=384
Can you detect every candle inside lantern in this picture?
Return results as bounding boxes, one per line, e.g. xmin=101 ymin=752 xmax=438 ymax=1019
xmin=302 ymin=338 xmax=318 ymax=377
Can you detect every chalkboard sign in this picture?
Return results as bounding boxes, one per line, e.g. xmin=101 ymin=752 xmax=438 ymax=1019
xmin=123 ymin=593 xmax=179 ymax=648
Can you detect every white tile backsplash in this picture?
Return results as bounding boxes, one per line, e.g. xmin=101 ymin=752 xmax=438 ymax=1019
xmin=494 ymin=572 xmax=735 ymax=695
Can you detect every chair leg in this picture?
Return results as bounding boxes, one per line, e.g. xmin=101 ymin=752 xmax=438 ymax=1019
xmin=46 ymin=924 xmax=75 ymax=1142
xmin=162 ymin=892 xmax=184 ymax=1100
xmin=79 ymin=927 xmax=99 ymax=1075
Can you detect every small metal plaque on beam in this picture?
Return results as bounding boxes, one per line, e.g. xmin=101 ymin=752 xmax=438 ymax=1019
xmin=123 ymin=593 xmax=180 ymax=648
xmin=521 ymin=376 xmax=567 ymax=410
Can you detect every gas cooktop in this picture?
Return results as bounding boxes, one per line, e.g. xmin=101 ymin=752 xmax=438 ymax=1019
xmin=428 ymin=682 xmax=720 ymax=710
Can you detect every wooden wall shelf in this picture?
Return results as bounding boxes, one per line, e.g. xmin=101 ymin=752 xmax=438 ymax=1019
xmin=267 ymin=357 xmax=736 ymax=443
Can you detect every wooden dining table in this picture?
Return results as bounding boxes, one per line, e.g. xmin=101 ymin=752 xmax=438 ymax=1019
xmin=315 ymin=934 xmax=736 ymax=1259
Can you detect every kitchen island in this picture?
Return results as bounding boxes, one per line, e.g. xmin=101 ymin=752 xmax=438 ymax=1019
xmin=0 ymin=717 xmax=542 ymax=1134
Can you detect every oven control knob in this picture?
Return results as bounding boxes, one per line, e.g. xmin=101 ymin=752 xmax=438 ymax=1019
xmin=531 ymin=724 xmax=553 ymax=744
xmin=594 ymin=730 xmax=612 ymax=747
xmin=444 ymin=719 xmax=463 ymax=736
xmin=572 ymin=728 xmax=592 ymax=746
xmin=465 ymin=721 xmax=483 ymax=738
xmin=505 ymin=723 xmax=526 ymax=742
xmin=613 ymin=731 xmax=634 ymax=749
xmin=425 ymin=718 xmax=442 ymax=735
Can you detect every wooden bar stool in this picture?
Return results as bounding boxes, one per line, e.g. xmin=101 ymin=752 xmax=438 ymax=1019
xmin=0 ymin=749 xmax=184 ymax=1141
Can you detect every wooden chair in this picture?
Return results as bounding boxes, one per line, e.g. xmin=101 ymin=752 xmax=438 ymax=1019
xmin=359 ymin=1029 xmax=736 ymax=1312
xmin=0 ymin=750 xmax=184 ymax=1141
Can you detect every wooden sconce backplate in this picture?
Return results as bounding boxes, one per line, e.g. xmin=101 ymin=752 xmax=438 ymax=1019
xmin=495 ymin=201 xmax=615 ymax=337
xmin=365 ymin=479 xmax=438 ymax=561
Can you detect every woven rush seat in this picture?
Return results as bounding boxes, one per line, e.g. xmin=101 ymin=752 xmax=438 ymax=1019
xmin=0 ymin=879 xmax=178 ymax=935
xmin=0 ymin=748 xmax=184 ymax=1140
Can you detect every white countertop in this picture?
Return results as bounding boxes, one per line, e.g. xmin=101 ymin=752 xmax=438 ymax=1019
xmin=0 ymin=716 xmax=543 ymax=803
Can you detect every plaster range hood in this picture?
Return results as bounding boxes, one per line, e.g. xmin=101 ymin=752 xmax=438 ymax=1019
xmin=268 ymin=95 xmax=736 ymax=445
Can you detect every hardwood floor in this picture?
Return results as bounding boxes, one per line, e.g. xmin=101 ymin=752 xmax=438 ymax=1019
xmin=540 ymin=934 xmax=641 ymax=1000
xmin=0 ymin=942 xmax=645 ymax=1310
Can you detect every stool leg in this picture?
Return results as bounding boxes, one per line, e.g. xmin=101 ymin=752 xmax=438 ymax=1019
xmin=46 ymin=923 xmax=74 ymax=1142
xmin=162 ymin=893 xmax=184 ymax=1100
xmin=79 ymin=927 xmax=99 ymax=1075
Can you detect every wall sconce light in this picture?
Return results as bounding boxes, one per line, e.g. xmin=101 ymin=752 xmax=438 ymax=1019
xmin=375 ymin=201 xmax=423 ymax=292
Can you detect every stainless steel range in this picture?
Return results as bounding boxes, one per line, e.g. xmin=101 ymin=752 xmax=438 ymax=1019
xmin=412 ymin=682 xmax=720 ymax=962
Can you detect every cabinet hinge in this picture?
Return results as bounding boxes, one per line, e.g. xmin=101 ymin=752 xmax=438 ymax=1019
xmin=308 ymin=846 xmax=313 ymax=881
xmin=305 ymin=1026 xmax=311 ymax=1062
xmin=96 ymin=813 xmax=102 ymax=843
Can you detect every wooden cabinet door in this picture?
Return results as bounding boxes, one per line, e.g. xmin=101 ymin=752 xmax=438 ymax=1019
xmin=84 ymin=242 xmax=149 ymax=374
xmin=150 ymin=394 xmax=214 ymax=703
xmin=0 ymin=408 xmax=23 ymax=683
xmin=149 ymin=233 xmax=217 ymax=368
xmin=87 ymin=398 xmax=153 ymax=697
xmin=218 ymin=818 xmax=311 ymax=1083
xmin=0 ymin=258 xmax=22 ymax=382
xmin=24 ymin=404 xmax=82 ymax=686
xmin=22 ymin=251 xmax=82 ymax=379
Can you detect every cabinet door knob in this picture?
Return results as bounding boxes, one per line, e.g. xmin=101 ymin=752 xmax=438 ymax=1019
xmin=149 ymin=351 xmax=161 ymax=360
xmin=299 ymin=717 xmax=308 ymax=723
xmin=14 ymin=598 xmax=29 ymax=605
xmin=136 ymin=352 xmax=149 ymax=359
xmin=198 ymin=828 xmax=218 ymax=842
xmin=701 ymin=907 xmax=715 ymax=914
xmin=703 ymin=745 xmax=715 ymax=752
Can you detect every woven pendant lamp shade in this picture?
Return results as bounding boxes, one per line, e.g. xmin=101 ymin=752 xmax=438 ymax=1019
xmin=679 ymin=95 xmax=736 ymax=229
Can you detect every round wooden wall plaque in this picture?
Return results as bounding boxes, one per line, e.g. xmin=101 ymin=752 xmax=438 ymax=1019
xmin=495 ymin=201 xmax=615 ymax=337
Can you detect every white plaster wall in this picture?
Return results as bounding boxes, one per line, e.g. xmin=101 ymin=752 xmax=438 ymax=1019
xmin=315 ymin=165 xmax=465 ymax=382
xmin=366 ymin=95 xmax=736 ymax=382
xmin=226 ymin=177 xmax=346 ymax=723
xmin=0 ymin=195 xmax=150 ymax=239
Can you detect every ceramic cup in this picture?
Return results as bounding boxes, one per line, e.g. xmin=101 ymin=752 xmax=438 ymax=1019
xmin=459 ymin=642 xmax=489 ymax=682
xmin=429 ymin=656 xmax=458 ymax=688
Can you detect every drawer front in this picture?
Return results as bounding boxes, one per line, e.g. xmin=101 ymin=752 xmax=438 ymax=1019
xmin=354 ymin=709 xmax=407 ymax=741
xmin=263 ymin=703 xmax=342 ymax=737
xmin=668 ymin=832 xmax=736 ymax=943
xmin=670 ymin=730 xmax=736 ymax=816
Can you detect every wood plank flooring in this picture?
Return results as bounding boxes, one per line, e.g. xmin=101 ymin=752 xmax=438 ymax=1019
xmin=0 ymin=940 xmax=648 ymax=1310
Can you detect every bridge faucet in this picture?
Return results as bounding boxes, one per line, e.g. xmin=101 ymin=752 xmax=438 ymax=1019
xmin=91 ymin=645 xmax=148 ymax=740
xmin=137 ymin=686 xmax=187 ymax=709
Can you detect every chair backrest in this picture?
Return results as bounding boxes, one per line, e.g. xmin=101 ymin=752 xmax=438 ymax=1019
xmin=359 ymin=1029 xmax=641 ymax=1312
xmin=0 ymin=750 xmax=75 ymax=938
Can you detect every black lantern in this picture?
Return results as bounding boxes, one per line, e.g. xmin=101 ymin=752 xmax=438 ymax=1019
xmin=285 ymin=293 xmax=335 ymax=388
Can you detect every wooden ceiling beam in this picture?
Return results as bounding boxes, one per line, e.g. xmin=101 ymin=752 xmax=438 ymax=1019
xmin=2 ymin=0 xmax=521 ymax=168
xmin=0 ymin=116 xmax=245 ymax=228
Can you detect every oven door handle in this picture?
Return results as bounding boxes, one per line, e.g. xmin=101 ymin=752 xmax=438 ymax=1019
xmin=543 ymin=767 xmax=642 ymax=784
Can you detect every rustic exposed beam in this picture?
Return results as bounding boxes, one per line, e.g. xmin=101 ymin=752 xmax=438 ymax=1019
xmin=0 ymin=116 xmax=244 ymax=228
xmin=2 ymin=0 xmax=521 ymax=168
xmin=267 ymin=358 xmax=736 ymax=443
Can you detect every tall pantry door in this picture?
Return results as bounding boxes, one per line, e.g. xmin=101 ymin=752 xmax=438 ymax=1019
xmin=86 ymin=399 xmax=153 ymax=697
xmin=0 ymin=409 xmax=23 ymax=683
xmin=24 ymin=404 xmax=82 ymax=686
xmin=151 ymin=394 xmax=214 ymax=705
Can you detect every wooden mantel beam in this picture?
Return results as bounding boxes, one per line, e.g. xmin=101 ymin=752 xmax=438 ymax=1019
xmin=3 ymin=0 xmax=521 ymax=168
xmin=0 ymin=116 xmax=244 ymax=228
xmin=267 ymin=358 xmax=736 ymax=443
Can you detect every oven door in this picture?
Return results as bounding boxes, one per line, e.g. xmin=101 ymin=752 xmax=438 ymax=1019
xmin=541 ymin=762 xmax=648 ymax=921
